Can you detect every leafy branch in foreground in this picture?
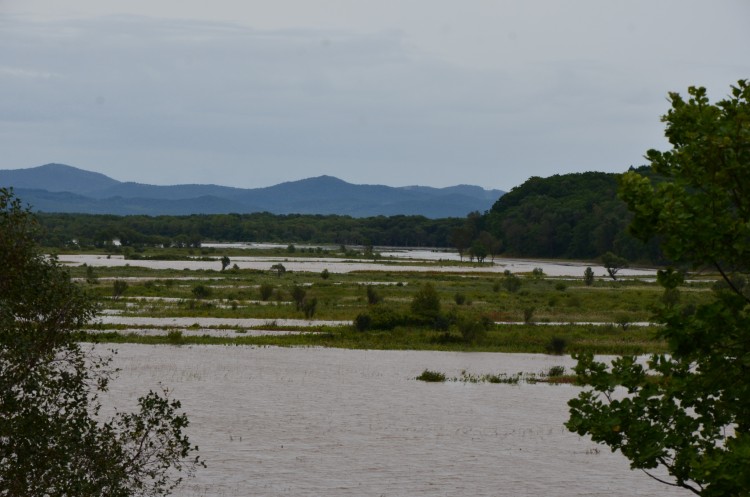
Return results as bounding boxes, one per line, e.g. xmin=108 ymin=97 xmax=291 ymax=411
xmin=0 ymin=188 xmax=203 ymax=496
xmin=567 ymin=81 xmax=750 ymax=496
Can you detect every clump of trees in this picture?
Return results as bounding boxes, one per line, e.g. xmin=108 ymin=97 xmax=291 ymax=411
xmin=0 ymin=188 xmax=203 ymax=496
xmin=567 ymin=81 xmax=750 ymax=496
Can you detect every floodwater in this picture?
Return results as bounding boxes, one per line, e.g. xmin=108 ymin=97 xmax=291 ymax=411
xmin=101 ymin=345 xmax=684 ymax=497
xmin=58 ymin=253 xmax=656 ymax=278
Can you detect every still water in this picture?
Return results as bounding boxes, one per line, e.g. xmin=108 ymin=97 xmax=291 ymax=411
xmin=102 ymin=345 xmax=684 ymax=497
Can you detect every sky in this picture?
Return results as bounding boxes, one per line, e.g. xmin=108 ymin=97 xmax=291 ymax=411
xmin=1 ymin=1 xmax=748 ymax=191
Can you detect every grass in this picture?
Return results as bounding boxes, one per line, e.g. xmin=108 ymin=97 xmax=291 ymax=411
xmin=69 ymin=248 xmax=717 ymax=354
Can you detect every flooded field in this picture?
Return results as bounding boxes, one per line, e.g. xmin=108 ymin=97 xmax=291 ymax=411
xmin=58 ymin=253 xmax=656 ymax=278
xmin=102 ymin=345 xmax=683 ymax=497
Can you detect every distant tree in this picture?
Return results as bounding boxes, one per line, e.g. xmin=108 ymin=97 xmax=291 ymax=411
xmin=259 ymin=283 xmax=274 ymax=301
xmin=501 ymin=271 xmax=522 ymax=293
xmin=270 ymin=263 xmax=286 ymax=278
xmin=320 ymin=268 xmax=330 ymax=280
xmin=583 ymin=266 xmax=595 ymax=286
xmin=469 ymin=241 xmax=488 ymax=263
xmin=366 ymin=285 xmax=382 ymax=305
xmin=601 ymin=252 xmax=628 ymax=280
xmin=449 ymin=227 xmax=473 ymax=261
xmin=302 ymin=297 xmax=318 ymax=319
xmin=220 ymin=255 xmax=230 ymax=271
xmin=112 ymin=279 xmax=128 ymax=300
xmin=291 ymin=285 xmax=307 ymax=310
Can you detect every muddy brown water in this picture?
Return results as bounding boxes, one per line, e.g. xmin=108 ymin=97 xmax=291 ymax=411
xmin=99 ymin=345 xmax=684 ymax=496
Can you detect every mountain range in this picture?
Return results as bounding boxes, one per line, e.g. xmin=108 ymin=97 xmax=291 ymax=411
xmin=0 ymin=164 xmax=504 ymax=218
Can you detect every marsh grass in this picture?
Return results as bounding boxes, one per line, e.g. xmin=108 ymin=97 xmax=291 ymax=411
xmin=71 ymin=252 xmax=714 ymax=354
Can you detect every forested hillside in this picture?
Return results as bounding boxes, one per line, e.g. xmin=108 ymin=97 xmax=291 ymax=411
xmin=35 ymin=168 xmax=663 ymax=263
xmin=478 ymin=168 xmax=661 ymax=262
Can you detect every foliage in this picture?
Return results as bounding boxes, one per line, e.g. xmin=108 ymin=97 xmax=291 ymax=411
xmin=220 ymin=255 xmax=230 ymax=271
xmin=583 ymin=267 xmax=595 ymax=286
xmin=270 ymin=263 xmax=286 ymax=278
xmin=601 ymin=251 xmax=628 ymax=280
xmin=416 ymin=369 xmax=446 ymax=382
xmin=302 ymin=297 xmax=318 ymax=319
xmin=0 ymin=189 xmax=202 ymax=496
xmin=320 ymin=268 xmax=330 ymax=280
xmin=567 ymin=81 xmax=750 ymax=496
xmin=112 ymin=279 xmax=129 ymax=300
xmin=258 ymin=283 xmax=274 ymax=301
xmin=191 ymin=284 xmax=212 ymax=299
xmin=291 ymin=285 xmax=307 ymax=310
xmin=365 ymin=285 xmax=382 ymax=305
xmin=501 ymin=271 xmax=522 ymax=293
xmin=545 ymin=336 xmax=567 ymax=355
xmin=410 ymin=283 xmax=441 ymax=319
xmin=486 ymin=171 xmax=657 ymax=260
xmin=457 ymin=315 xmax=491 ymax=343
xmin=37 ymin=212 xmax=463 ymax=249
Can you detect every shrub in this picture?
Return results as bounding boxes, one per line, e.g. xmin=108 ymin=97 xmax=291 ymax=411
xmin=546 ymin=336 xmax=568 ymax=355
xmin=321 ymin=268 xmax=330 ymax=280
xmin=366 ymin=285 xmax=382 ymax=305
xmin=416 ymin=369 xmax=446 ymax=382
xmin=259 ymin=283 xmax=274 ymax=301
xmin=112 ymin=279 xmax=128 ymax=300
xmin=191 ymin=284 xmax=211 ymax=299
xmin=458 ymin=316 xmax=489 ymax=343
xmin=583 ymin=266 xmax=595 ymax=286
xmin=291 ymin=285 xmax=306 ymax=310
xmin=302 ymin=297 xmax=318 ymax=319
xmin=547 ymin=365 xmax=566 ymax=377
xmin=454 ymin=292 xmax=466 ymax=305
xmin=354 ymin=313 xmax=372 ymax=332
xmin=411 ymin=283 xmax=441 ymax=318
xmin=502 ymin=273 xmax=522 ymax=293
xmin=523 ymin=306 xmax=536 ymax=323
xmin=166 ymin=329 xmax=184 ymax=345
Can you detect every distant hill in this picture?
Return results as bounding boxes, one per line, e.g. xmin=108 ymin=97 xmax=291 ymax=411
xmin=0 ymin=164 xmax=504 ymax=218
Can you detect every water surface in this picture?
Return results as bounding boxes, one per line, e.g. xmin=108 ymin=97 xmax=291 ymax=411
xmin=102 ymin=345 xmax=683 ymax=496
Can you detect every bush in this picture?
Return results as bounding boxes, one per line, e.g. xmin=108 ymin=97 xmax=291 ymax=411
xmin=454 ymin=292 xmax=466 ymax=305
xmin=112 ymin=279 xmax=128 ymax=300
xmin=366 ymin=285 xmax=382 ymax=305
xmin=259 ymin=283 xmax=274 ymax=301
xmin=291 ymin=285 xmax=306 ymax=310
xmin=523 ymin=306 xmax=536 ymax=323
xmin=354 ymin=313 xmax=372 ymax=332
xmin=583 ymin=266 xmax=595 ymax=286
xmin=166 ymin=329 xmax=184 ymax=344
xmin=502 ymin=273 xmax=522 ymax=293
xmin=411 ymin=283 xmax=441 ymax=318
xmin=192 ymin=284 xmax=212 ymax=299
xmin=416 ymin=369 xmax=446 ymax=382
xmin=546 ymin=336 xmax=568 ymax=355
xmin=321 ymin=268 xmax=330 ymax=280
xmin=458 ymin=316 xmax=489 ymax=343
xmin=302 ymin=297 xmax=318 ymax=319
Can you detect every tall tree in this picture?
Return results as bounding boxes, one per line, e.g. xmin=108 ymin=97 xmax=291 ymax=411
xmin=567 ymin=81 xmax=750 ymax=496
xmin=0 ymin=189 xmax=202 ymax=496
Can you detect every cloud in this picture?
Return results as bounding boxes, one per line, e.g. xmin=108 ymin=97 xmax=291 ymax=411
xmin=0 ymin=10 xmax=748 ymax=190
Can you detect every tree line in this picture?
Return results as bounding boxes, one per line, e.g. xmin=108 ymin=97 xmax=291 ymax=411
xmin=35 ymin=212 xmax=464 ymax=249
xmin=33 ymin=170 xmax=663 ymax=264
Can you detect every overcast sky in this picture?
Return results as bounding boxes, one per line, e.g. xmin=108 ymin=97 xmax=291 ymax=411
xmin=1 ymin=1 xmax=748 ymax=191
